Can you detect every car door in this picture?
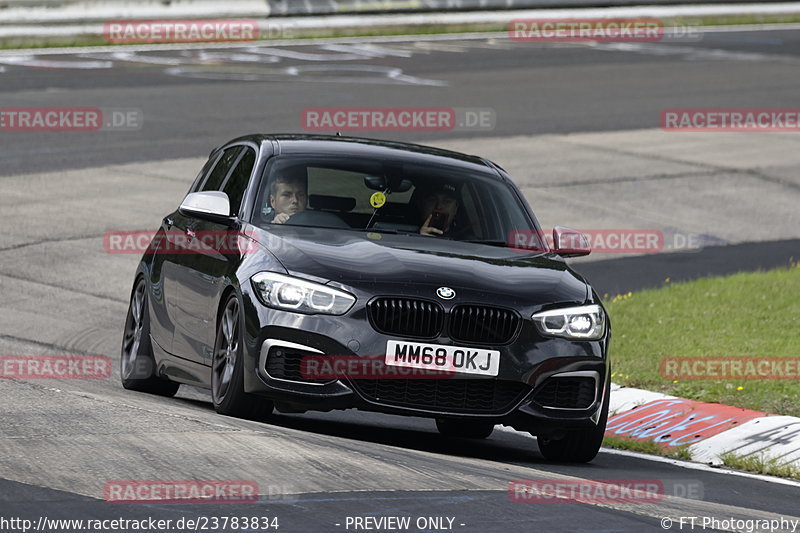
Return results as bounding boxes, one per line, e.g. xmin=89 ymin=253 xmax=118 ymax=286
xmin=171 ymin=145 xmax=257 ymax=365
xmin=150 ymin=150 xmax=222 ymax=355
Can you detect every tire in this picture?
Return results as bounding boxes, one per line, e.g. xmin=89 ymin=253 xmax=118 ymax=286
xmin=120 ymin=277 xmax=180 ymax=397
xmin=435 ymin=418 xmax=495 ymax=439
xmin=537 ymin=383 xmax=610 ymax=463
xmin=211 ymin=295 xmax=274 ymax=420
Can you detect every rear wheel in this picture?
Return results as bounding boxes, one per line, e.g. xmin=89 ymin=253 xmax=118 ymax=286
xmin=211 ymin=295 xmax=273 ymax=419
xmin=537 ymin=384 xmax=610 ymax=463
xmin=436 ymin=418 xmax=495 ymax=439
xmin=120 ymin=278 xmax=180 ymax=396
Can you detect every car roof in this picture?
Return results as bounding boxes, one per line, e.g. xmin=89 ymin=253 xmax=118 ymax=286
xmin=225 ymin=133 xmax=503 ymax=178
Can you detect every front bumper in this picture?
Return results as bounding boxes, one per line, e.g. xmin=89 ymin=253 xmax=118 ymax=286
xmin=239 ymin=284 xmax=610 ymax=434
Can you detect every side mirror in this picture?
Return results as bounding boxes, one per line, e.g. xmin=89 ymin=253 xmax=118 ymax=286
xmin=553 ymin=226 xmax=591 ymax=257
xmin=179 ymin=191 xmax=235 ymax=225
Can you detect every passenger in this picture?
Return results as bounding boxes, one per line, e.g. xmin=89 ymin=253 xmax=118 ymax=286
xmin=418 ymin=183 xmax=459 ymax=237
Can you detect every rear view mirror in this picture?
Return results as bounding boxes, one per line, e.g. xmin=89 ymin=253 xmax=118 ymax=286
xmin=179 ymin=191 xmax=235 ymax=225
xmin=364 ymin=176 xmax=385 ymax=190
xmin=364 ymin=175 xmax=413 ymax=193
xmin=553 ymin=226 xmax=591 ymax=257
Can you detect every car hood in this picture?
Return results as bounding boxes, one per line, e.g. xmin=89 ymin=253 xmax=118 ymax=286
xmin=250 ymin=226 xmax=589 ymax=305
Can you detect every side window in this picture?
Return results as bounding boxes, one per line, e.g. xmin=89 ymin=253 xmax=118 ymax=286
xmin=221 ymin=147 xmax=256 ymax=217
xmin=200 ymin=146 xmax=242 ymax=192
xmin=190 ymin=151 xmax=221 ymax=193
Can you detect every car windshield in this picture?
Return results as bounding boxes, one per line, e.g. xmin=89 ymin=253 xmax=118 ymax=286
xmin=253 ymin=155 xmax=541 ymax=247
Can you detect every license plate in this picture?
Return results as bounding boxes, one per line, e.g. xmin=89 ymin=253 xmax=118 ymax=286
xmin=385 ymin=340 xmax=499 ymax=377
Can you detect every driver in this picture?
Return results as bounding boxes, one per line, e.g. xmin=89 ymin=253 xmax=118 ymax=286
xmin=418 ymin=183 xmax=459 ymax=237
xmin=270 ymin=174 xmax=308 ymax=224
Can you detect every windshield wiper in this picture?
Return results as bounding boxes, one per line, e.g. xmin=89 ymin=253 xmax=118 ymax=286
xmin=464 ymin=240 xmax=545 ymax=253
xmin=464 ymin=240 xmax=511 ymax=248
xmin=354 ymin=227 xmax=408 ymax=235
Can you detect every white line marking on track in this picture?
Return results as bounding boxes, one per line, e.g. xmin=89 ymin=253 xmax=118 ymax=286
xmin=80 ymin=51 xmax=185 ymax=65
xmin=0 ymin=56 xmax=112 ymax=69
xmin=192 ymin=51 xmax=282 ymax=64
xmin=163 ymin=63 xmax=447 ymax=86
xmin=284 ymin=63 xmax=447 ymax=86
xmin=412 ymin=41 xmax=472 ymax=52
xmin=243 ymin=47 xmax=364 ymax=61
xmin=589 ymin=41 xmax=800 ymax=64
xmin=320 ymin=43 xmax=414 ymax=58
xmin=163 ymin=67 xmax=266 ymax=82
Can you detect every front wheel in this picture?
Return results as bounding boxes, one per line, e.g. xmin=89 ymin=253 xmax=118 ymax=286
xmin=211 ymin=295 xmax=273 ymax=420
xmin=537 ymin=384 xmax=610 ymax=463
xmin=435 ymin=418 xmax=495 ymax=439
xmin=120 ymin=277 xmax=180 ymax=397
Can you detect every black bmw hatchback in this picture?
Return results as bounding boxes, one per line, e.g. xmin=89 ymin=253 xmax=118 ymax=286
xmin=121 ymin=134 xmax=611 ymax=463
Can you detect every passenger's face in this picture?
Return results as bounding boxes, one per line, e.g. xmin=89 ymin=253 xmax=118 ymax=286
xmin=271 ymin=182 xmax=307 ymax=216
xmin=421 ymin=193 xmax=458 ymax=228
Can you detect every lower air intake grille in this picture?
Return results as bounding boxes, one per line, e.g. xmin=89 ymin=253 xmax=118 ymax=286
xmin=265 ymin=346 xmax=330 ymax=384
xmin=533 ymin=377 xmax=596 ymax=409
xmin=350 ymin=378 xmax=530 ymax=413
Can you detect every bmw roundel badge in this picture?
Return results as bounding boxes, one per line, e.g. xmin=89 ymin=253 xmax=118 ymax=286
xmin=436 ymin=287 xmax=456 ymax=300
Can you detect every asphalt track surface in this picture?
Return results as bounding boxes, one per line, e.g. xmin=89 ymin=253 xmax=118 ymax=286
xmin=1 ymin=27 xmax=800 ymax=533
xmin=0 ymin=27 xmax=799 ymax=173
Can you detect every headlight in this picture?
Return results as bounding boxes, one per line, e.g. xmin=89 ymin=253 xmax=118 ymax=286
xmin=251 ymin=272 xmax=355 ymax=315
xmin=532 ymin=304 xmax=606 ymax=340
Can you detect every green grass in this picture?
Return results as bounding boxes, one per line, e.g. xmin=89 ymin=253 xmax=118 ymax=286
xmin=605 ymin=264 xmax=800 ymax=417
xmin=719 ymin=451 xmax=800 ymax=480
xmin=4 ymin=12 xmax=800 ymax=50
xmin=673 ymin=14 xmax=800 ymax=27
xmin=603 ymin=436 xmax=693 ymax=460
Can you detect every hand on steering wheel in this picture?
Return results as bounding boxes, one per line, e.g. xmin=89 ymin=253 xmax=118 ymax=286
xmin=272 ymin=212 xmax=291 ymax=224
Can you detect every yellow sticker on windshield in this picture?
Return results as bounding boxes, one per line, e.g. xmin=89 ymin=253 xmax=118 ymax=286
xmin=370 ymin=191 xmax=386 ymax=208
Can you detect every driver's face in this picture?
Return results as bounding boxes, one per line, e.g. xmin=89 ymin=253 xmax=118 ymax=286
xmin=270 ymin=182 xmax=307 ymax=216
xmin=421 ymin=193 xmax=459 ymax=227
